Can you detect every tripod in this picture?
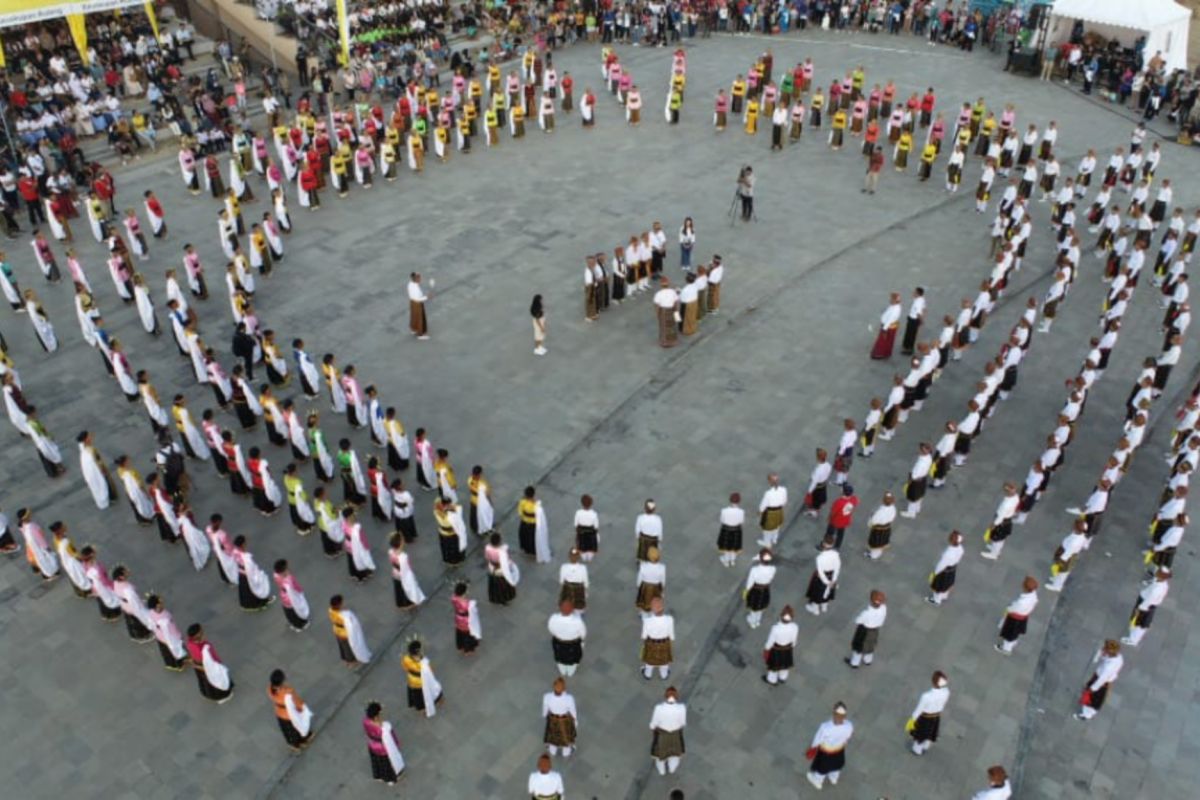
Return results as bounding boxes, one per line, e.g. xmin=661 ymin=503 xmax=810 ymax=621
xmin=728 ymin=190 xmax=758 ymax=224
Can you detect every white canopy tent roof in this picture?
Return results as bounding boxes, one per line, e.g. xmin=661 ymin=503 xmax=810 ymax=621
xmin=1046 ymin=0 xmax=1193 ymax=73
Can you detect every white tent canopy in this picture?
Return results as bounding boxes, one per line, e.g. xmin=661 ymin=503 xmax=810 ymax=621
xmin=1046 ymin=0 xmax=1192 ymax=73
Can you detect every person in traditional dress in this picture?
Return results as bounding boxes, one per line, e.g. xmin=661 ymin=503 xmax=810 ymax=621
xmin=383 ymin=407 xmax=410 ymax=472
xmin=435 ymin=497 xmax=468 ymax=566
xmin=391 ymin=478 xmax=418 ymax=543
xmin=806 ymin=702 xmax=854 ymax=790
xmin=540 ymin=678 xmax=579 ymax=761
xmin=484 ymin=532 xmax=520 ymax=605
xmin=452 ymin=581 xmax=482 ymax=654
xmin=870 ymin=292 xmax=902 ymax=359
xmin=49 ymin=522 xmax=89 ymax=598
xmin=186 ymin=623 xmax=234 ymax=702
xmin=247 ymin=447 xmax=283 ymax=515
xmin=146 ymin=594 xmax=187 ymax=671
xmin=362 ymin=702 xmax=405 ymax=784
xmin=27 ymin=407 xmax=66 ymax=477
xmin=77 ymin=430 xmax=116 ymax=509
xmin=517 ymin=485 xmax=552 ymax=562
xmin=79 ymin=546 xmax=121 ymax=621
xmin=17 ymin=513 xmax=59 ymax=582
xmin=114 ymin=455 xmax=155 ymax=524
xmin=805 ymin=536 xmax=841 ymax=615
xmin=1076 ymin=640 xmax=1124 ymax=721
xmin=232 ymin=535 xmax=273 ymax=611
xmin=342 ymin=506 xmax=376 ymax=583
xmin=337 ymin=438 xmax=368 ymax=506
xmin=272 ymin=558 xmax=310 ymax=632
xmin=329 ymin=594 xmax=372 ymax=667
xmin=1123 ymin=569 xmax=1170 ymax=646
xmin=111 ymin=565 xmax=154 ymax=642
xmin=743 ymin=548 xmax=776 ymax=628
xmin=763 ymin=606 xmax=799 ymax=686
xmin=802 ymin=449 xmax=833 ymax=518
xmin=408 ymin=272 xmax=430 ymax=340
xmin=414 ymin=428 xmax=435 ymax=491
xmin=400 ymin=638 xmax=443 ymax=719
xmin=268 ymin=669 xmax=314 ymax=751
xmin=23 ymin=289 xmax=58 ymax=352
xmin=907 ymin=671 xmax=951 ymax=755
xmin=206 ymin=514 xmax=239 ymax=585
xmin=845 ymin=590 xmax=887 ymax=668
xmin=640 ymin=596 xmax=675 ymax=679
xmin=996 ymin=576 xmax=1039 ymax=655
xmin=649 ymin=686 xmax=687 ymax=776
xmin=716 ymin=492 xmax=745 ymax=567
xmin=388 ymin=533 xmax=426 ymax=610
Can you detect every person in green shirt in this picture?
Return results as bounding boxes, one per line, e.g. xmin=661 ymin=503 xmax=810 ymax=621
xmin=667 ymin=90 xmax=682 ymax=125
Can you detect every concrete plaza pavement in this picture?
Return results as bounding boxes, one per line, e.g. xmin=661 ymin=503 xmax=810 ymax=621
xmin=1 ymin=32 xmax=1198 ymax=800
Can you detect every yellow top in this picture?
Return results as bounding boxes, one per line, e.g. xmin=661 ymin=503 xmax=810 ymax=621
xmin=832 ymin=111 xmax=847 ymax=130
xmin=329 ymin=608 xmax=347 ymax=639
xmin=731 ymin=80 xmax=746 ymax=97
xmin=519 ymin=498 xmax=538 ymax=524
xmin=468 ymin=476 xmax=489 ymax=505
xmin=402 ymin=654 xmax=423 ymax=688
xmin=897 ymin=133 xmax=913 ymax=152
xmin=921 ymin=144 xmax=938 ymax=164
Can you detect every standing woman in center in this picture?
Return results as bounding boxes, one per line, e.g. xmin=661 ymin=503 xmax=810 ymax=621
xmin=679 ymin=218 xmax=696 ymax=271
xmin=531 ymin=294 xmax=547 ymax=356
xmin=611 ymin=245 xmax=627 ymax=304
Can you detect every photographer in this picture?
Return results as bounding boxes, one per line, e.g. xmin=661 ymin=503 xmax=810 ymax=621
xmin=736 ymin=165 xmax=755 ymax=221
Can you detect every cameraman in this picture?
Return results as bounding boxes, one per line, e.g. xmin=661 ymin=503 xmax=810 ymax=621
xmin=736 ymin=165 xmax=755 ymax=221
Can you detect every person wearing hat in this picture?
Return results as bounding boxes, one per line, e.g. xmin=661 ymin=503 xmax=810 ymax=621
xmin=971 ymin=765 xmax=1012 ymax=799
xmin=1076 ymin=639 xmax=1124 ymax=720
xmin=640 ymin=596 xmax=675 ymax=680
xmin=826 ymin=484 xmax=858 ymax=550
xmin=804 ymin=535 xmax=841 ymax=615
xmin=528 ymin=753 xmax=565 ymax=798
xmin=995 ymin=576 xmax=1039 ymax=655
xmin=806 ymin=702 xmax=854 ymax=789
xmin=1123 ymin=568 xmax=1170 ymax=646
xmin=547 ymin=599 xmax=587 ymax=676
xmin=907 ymin=671 xmax=950 ymax=754
xmin=541 ymin=677 xmax=579 ymax=757
xmin=845 ymin=590 xmax=887 ymax=667
xmin=762 ymin=606 xmax=799 ymax=685
xmin=649 ymin=686 xmax=687 ymax=775
xmin=743 ymin=548 xmax=776 ymax=628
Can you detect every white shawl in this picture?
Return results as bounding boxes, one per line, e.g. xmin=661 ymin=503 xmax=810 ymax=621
xmin=419 ymin=658 xmax=442 ymax=718
xmin=381 ymin=721 xmax=405 ymax=774
xmin=535 ymin=501 xmax=552 ymax=563
xmin=179 ymin=514 xmax=211 ymax=570
xmin=79 ymin=443 xmax=111 ymax=509
xmin=202 ymin=643 xmax=231 ymax=691
xmin=238 ymin=550 xmax=271 ymax=599
xmin=55 ymin=537 xmax=90 ymax=592
xmin=342 ymin=609 xmax=372 ymax=663
xmin=346 ymin=523 xmax=377 ymax=572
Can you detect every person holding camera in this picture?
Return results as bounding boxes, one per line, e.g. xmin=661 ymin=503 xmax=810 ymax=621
xmin=736 ymin=166 xmax=755 ymax=221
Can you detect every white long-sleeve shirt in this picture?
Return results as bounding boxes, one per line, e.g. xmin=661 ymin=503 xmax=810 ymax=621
xmin=764 ymin=620 xmax=799 ymax=649
xmin=993 ymin=495 xmax=1020 ymax=525
xmin=720 ymin=505 xmax=745 ymax=527
xmin=910 ymin=453 xmax=934 ymax=481
xmin=854 ymin=603 xmax=887 ymax=630
xmin=527 ymin=770 xmax=565 ymax=798
xmin=558 ymin=563 xmax=589 ymax=589
xmin=880 ymin=302 xmax=902 ymax=329
xmin=547 ymin=611 xmax=587 ymax=642
xmin=972 ymin=780 xmax=1013 ymax=800
xmin=641 ymin=613 xmax=675 ymax=641
xmin=1088 ymin=652 xmax=1124 ymax=691
xmin=810 ymin=718 xmax=854 ymax=751
xmin=808 ymin=462 xmax=833 ymax=491
xmin=649 ymin=700 xmax=686 ymax=731
xmin=1005 ymin=590 xmax=1038 ymax=618
xmin=933 ymin=544 xmax=964 ymax=575
xmin=744 ymin=563 xmax=776 ymax=590
xmin=911 ymin=686 xmax=950 ymax=718
xmin=636 ymin=561 xmax=665 ymax=589
xmin=1136 ymin=579 xmax=1169 ymax=610
xmin=636 ymin=512 xmax=663 ymax=541
xmin=406 ymin=281 xmax=427 ymax=303
xmin=814 ymin=549 xmax=841 ymax=585
xmin=542 ymin=691 xmax=578 ymax=721
xmin=759 ymin=485 xmax=788 ymax=511
xmin=868 ymin=504 xmax=896 ymax=528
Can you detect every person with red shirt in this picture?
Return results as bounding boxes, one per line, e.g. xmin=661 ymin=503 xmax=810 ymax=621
xmin=863 ymin=146 xmax=885 ymax=194
xmin=18 ymin=171 xmax=44 ymax=225
xmin=920 ymin=88 xmax=937 ymax=128
xmin=92 ymin=167 xmax=116 ymax=214
xmin=300 ymin=163 xmax=321 ymax=210
xmin=561 ymin=71 xmax=574 ymax=112
xmin=827 ymin=485 xmax=859 ymax=550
